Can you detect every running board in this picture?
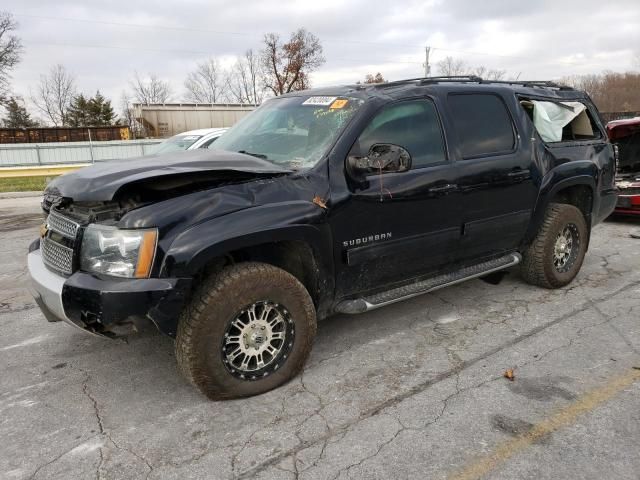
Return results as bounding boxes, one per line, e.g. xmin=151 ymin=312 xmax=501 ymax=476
xmin=335 ymin=253 xmax=522 ymax=314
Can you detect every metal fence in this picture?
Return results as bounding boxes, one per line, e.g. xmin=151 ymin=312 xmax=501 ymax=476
xmin=0 ymin=139 xmax=162 ymax=167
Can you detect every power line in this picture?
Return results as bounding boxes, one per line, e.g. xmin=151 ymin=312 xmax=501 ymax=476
xmin=430 ymin=46 xmax=584 ymax=66
xmin=23 ymin=40 xmax=426 ymax=65
xmin=15 ymin=13 xmax=615 ymax=69
xmin=13 ymin=13 xmax=426 ymax=49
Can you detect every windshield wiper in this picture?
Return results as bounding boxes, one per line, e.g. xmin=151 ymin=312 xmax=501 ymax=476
xmin=238 ymin=150 xmax=268 ymax=159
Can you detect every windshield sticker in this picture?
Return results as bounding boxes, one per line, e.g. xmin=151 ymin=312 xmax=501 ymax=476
xmin=302 ymin=96 xmax=337 ymax=106
xmin=329 ymin=99 xmax=348 ymax=109
xmin=180 ymin=136 xmax=200 ymax=141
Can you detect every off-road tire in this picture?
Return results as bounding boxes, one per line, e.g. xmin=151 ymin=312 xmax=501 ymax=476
xmin=176 ymin=262 xmax=316 ymax=400
xmin=520 ymin=203 xmax=588 ymax=289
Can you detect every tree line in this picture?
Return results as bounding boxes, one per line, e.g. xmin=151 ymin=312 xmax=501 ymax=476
xmin=559 ymin=72 xmax=640 ymax=112
xmin=1 ymin=12 xmax=332 ymax=130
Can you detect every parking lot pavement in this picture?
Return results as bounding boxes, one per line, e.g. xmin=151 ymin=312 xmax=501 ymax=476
xmin=1 ymin=196 xmax=639 ymax=480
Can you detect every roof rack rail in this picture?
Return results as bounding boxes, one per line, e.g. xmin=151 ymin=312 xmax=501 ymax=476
xmin=371 ymin=76 xmax=575 ymax=91
xmin=481 ymin=80 xmax=575 ymax=90
xmin=374 ymin=75 xmax=483 ymax=88
xmin=418 ymin=75 xmax=483 ymax=85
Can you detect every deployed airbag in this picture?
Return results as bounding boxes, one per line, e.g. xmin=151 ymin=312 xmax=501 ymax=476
xmin=531 ymin=101 xmax=587 ymax=142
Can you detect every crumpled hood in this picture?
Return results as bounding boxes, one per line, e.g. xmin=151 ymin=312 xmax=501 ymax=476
xmin=45 ymin=149 xmax=291 ymax=202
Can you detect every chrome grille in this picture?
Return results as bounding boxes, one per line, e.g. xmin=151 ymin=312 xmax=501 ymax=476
xmin=47 ymin=209 xmax=80 ymax=239
xmin=41 ymin=236 xmax=74 ymax=275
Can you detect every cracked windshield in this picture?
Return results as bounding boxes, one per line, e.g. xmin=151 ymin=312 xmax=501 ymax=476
xmin=212 ymin=95 xmax=364 ymax=169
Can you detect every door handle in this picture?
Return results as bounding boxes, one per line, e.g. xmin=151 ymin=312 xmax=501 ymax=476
xmin=428 ymin=184 xmax=458 ymax=195
xmin=507 ymin=169 xmax=530 ymax=179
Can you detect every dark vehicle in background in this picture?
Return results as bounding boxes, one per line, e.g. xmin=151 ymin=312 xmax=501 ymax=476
xmin=28 ymin=76 xmax=616 ymax=399
xmin=607 ymin=117 xmax=640 ymax=215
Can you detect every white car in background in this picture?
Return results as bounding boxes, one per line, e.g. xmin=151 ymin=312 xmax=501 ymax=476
xmin=152 ymin=128 xmax=228 ymax=154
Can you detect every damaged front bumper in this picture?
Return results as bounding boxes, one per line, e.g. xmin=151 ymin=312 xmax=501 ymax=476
xmin=27 ymin=246 xmax=191 ymax=338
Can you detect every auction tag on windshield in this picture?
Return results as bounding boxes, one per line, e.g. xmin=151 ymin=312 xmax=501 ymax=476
xmin=302 ymin=96 xmax=337 ymax=106
xmin=330 ymin=99 xmax=348 ymax=109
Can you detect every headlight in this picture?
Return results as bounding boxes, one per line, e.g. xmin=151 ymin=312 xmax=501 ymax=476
xmin=80 ymin=225 xmax=158 ymax=278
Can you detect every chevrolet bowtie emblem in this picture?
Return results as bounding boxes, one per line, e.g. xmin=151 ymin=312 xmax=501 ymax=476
xmin=39 ymin=223 xmax=49 ymax=238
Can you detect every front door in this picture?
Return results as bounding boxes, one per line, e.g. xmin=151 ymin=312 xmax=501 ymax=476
xmin=329 ymin=97 xmax=462 ymax=298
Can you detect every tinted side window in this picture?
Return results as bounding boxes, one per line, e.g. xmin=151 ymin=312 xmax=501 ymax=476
xmin=448 ymin=94 xmax=515 ymax=158
xmin=356 ymin=99 xmax=446 ymax=168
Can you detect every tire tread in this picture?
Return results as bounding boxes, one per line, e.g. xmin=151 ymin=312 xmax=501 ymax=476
xmin=175 ymin=262 xmax=316 ymax=400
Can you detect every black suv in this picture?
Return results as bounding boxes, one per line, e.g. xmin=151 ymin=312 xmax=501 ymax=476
xmin=28 ymin=76 xmax=617 ymax=399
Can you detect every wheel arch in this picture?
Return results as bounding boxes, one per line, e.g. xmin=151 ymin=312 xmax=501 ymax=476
xmin=524 ymin=163 xmax=597 ymax=245
xmin=162 ymin=203 xmax=335 ymax=316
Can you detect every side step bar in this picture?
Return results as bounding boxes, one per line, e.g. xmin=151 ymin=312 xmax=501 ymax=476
xmin=335 ymin=253 xmax=522 ymax=314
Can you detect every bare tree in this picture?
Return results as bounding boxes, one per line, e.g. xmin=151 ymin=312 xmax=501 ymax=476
xmin=471 ymin=65 xmax=507 ymax=81
xmin=436 ymin=56 xmax=468 ymax=76
xmin=130 ymin=72 xmax=172 ymax=104
xmin=31 ymin=64 xmax=76 ymax=126
xmin=228 ymin=49 xmax=264 ymax=104
xmin=184 ymin=58 xmax=227 ymax=103
xmin=119 ymin=91 xmax=142 ymax=138
xmin=436 ymin=57 xmax=508 ymax=80
xmin=560 ymin=72 xmax=640 ymax=112
xmin=0 ymin=12 xmax=23 ymax=102
xmin=362 ymin=73 xmax=386 ymax=84
xmin=261 ymin=28 xmax=325 ymax=95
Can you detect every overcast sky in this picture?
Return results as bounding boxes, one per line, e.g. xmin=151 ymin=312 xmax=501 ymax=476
xmin=5 ymin=0 xmax=640 ymax=117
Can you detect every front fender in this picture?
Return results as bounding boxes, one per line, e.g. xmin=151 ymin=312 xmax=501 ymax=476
xmin=524 ymin=161 xmax=597 ymax=244
xmin=162 ymin=200 xmax=333 ymax=279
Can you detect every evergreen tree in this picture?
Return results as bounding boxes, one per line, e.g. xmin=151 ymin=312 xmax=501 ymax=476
xmin=66 ymin=93 xmax=91 ymax=127
xmin=1 ymin=96 xmax=38 ymax=127
xmin=89 ymin=91 xmax=116 ymax=126
xmin=66 ymin=91 xmax=116 ymax=126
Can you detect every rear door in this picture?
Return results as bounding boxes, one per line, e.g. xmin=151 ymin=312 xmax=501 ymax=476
xmin=444 ymin=92 xmax=538 ymax=260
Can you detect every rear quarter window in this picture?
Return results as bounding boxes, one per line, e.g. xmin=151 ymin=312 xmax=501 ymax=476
xmin=448 ymin=93 xmax=516 ymax=158
xmin=520 ymin=99 xmax=602 ymax=143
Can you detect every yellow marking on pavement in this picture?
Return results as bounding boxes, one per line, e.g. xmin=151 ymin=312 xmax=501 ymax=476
xmin=449 ymin=368 xmax=640 ymax=480
xmin=0 ymin=164 xmax=88 ymax=178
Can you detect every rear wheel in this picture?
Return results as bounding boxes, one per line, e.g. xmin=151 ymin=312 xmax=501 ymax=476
xmin=520 ymin=203 xmax=588 ymax=289
xmin=176 ymin=262 xmax=316 ymax=400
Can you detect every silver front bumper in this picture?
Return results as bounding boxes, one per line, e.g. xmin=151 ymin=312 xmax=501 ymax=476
xmin=28 ymin=249 xmax=110 ymax=337
xmin=27 ymin=249 xmax=70 ymax=323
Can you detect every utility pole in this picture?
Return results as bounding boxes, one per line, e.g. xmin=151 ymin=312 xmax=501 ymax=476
xmin=424 ymin=46 xmax=431 ymax=77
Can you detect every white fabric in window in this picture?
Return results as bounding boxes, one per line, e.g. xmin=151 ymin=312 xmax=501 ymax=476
xmin=532 ymin=101 xmax=586 ymax=142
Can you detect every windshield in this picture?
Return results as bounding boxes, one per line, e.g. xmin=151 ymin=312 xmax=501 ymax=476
xmin=152 ymin=134 xmax=203 ymax=154
xmin=212 ymin=95 xmax=364 ymax=169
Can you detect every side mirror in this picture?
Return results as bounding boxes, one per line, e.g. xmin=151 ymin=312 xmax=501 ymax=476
xmin=347 ymin=143 xmax=412 ymax=180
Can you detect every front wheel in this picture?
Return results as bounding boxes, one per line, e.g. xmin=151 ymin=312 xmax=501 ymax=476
xmin=520 ymin=203 xmax=588 ymax=289
xmin=176 ymin=262 xmax=316 ymax=400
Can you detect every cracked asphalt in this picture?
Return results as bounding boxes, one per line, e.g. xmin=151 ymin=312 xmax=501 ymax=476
xmin=1 ymin=195 xmax=639 ymax=480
